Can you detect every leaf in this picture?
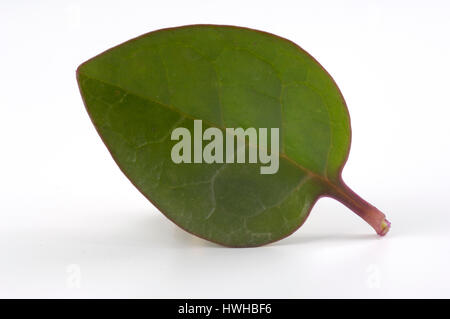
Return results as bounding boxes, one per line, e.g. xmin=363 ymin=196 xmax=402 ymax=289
xmin=77 ymin=25 xmax=390 ymax=247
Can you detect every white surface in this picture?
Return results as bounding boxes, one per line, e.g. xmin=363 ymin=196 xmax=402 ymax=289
xmin=1 ymin=0 xmax=449 ymax=298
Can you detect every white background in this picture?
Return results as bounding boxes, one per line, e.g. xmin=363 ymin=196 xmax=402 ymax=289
xmin=1 ymin=0 xmax=449 ymax=298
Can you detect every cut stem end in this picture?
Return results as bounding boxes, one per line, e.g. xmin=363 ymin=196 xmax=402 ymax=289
xmin=329 ymin=180 xmax=391 ymax=237
xmin=379 ymin=218 xmax=391 ymax=236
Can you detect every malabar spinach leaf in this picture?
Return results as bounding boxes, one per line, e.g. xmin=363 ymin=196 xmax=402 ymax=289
xmin=77 ymin=25 xmax=389 ymax=247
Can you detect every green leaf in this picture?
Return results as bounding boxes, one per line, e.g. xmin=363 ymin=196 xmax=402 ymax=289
xmin=77 ymin=25 xmax=390 ymax=247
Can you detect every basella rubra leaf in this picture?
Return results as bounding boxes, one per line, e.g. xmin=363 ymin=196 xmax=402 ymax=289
xmin=77 ymin=25 xmax=390 ymax=247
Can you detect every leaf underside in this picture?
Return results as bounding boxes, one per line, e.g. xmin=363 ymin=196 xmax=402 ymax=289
xmin=77 ymin=25 xmax=351 ymax=247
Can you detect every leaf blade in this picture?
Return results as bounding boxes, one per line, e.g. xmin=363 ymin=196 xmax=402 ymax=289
xmin=77 ymin=25 xmax=355 ymax=246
